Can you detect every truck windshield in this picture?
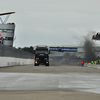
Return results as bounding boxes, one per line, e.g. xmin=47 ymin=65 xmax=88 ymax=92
xmin=36 ymin=50 xmax=48 ymax=54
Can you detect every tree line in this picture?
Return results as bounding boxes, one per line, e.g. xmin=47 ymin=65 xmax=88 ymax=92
xmin=18 ymin=46 xmax=34 ymax=54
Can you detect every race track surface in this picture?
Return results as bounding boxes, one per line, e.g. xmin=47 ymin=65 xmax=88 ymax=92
xmin=0 ymin=65 xmax=100 ymax=100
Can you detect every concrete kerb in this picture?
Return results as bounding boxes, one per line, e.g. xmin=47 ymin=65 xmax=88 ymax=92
xmin=84 ymin=63 xmax=100 ymax=69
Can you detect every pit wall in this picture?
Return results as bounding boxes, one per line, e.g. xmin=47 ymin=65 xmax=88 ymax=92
xmin=0 ymin=57 xmax=34 ymax=67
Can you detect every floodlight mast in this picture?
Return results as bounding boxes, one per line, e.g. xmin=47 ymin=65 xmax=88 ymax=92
xmin=0 ymin=12 xmax=15 ymax=24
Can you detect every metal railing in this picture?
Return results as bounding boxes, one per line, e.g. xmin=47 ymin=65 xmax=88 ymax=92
xmin=0 ymin=44 xmax=34 ymax=59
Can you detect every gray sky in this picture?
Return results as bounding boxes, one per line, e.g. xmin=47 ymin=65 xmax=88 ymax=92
xmin=0 ymin=0 xmax=100 ymax=47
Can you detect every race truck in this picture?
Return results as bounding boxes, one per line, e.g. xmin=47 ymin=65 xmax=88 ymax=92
xmin=34 ymin=45 xmax=49 ymax=66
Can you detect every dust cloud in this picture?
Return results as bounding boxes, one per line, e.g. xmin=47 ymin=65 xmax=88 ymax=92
xmin=50 ymin=30 xmax=97 ymax=66
xmin=83 ymin=30 xmax=97 ymax=63
xmin=50 ymin=52 xmax=80 ymax=66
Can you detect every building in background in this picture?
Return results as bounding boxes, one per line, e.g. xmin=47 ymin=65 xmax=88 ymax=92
xmin=0 ymin=12 xmax=15 ymax=47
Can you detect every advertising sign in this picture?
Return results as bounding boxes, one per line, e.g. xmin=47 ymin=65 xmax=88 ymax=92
xmin=49 ymin=47 xmax=77 ymax=52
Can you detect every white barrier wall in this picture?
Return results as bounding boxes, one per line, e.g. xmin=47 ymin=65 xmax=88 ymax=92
xmin=0 ymin=57 xmax=34 ymax=67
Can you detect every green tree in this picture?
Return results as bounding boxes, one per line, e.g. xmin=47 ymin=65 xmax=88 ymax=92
xmin=18 ymin=46 xmax=34 ymax=54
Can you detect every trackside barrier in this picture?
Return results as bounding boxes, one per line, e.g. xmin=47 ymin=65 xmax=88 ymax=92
xmin=0 ymin=57 xmax=34 ymax=67
xmin=0 ymin=44 xmax=34 ymax=59
xmin=84 ymin=63 xmax=100 ymax=69
xmin=0 ymin=44 xmax=34 ymax=67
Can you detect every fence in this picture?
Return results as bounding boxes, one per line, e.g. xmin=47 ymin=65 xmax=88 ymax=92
xmin=0 ymin=44 xmax=34 ymax=59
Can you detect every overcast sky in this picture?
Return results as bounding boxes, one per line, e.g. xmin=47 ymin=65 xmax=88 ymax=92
xmin=0 ymin=0 xmax=100 ymax=47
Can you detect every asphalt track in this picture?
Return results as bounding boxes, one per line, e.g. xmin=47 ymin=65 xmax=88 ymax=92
xmin=0 ymin=72 xmax=100 ymax=94
xmin=0 ymin=65 xmax=100 ymax=100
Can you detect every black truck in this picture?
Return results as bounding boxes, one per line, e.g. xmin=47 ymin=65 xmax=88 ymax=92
xmin=34 ymin=45 xmax=49 ymax=66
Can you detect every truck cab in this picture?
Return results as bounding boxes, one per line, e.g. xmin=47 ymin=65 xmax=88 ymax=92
xmin=34 ymin=45 xmax=49 ymax=66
